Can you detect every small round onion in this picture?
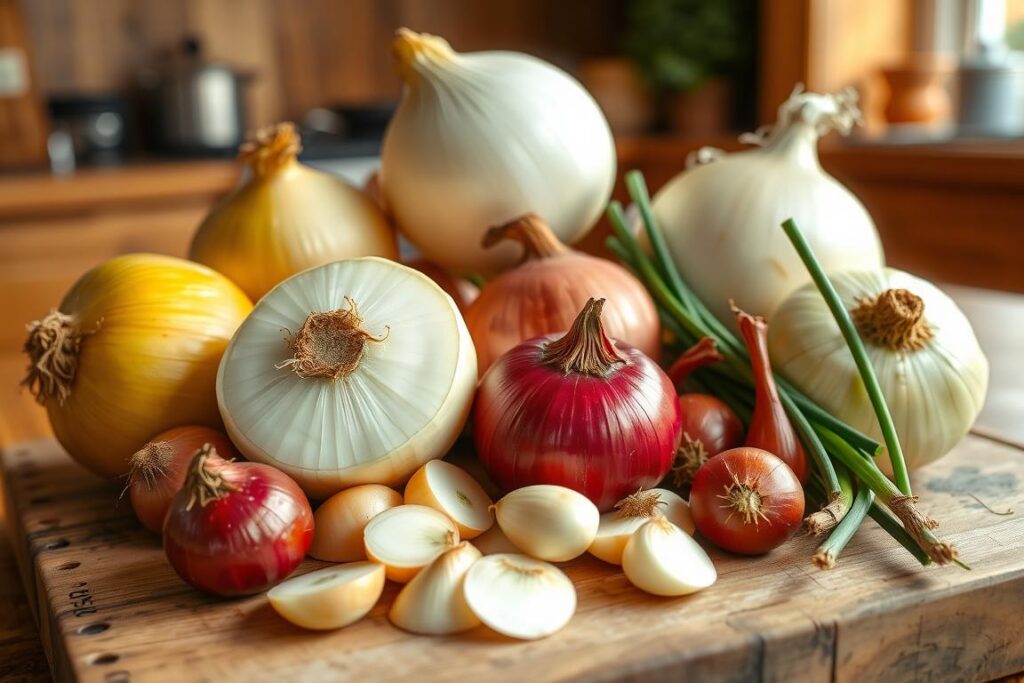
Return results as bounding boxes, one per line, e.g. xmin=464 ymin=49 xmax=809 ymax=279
xmin=163 ymin=445 xmax=314 ymax=596
xmin=308 ymin=484 xmax=402 ymax=563
xmin=474 ymin=298 xmax=681 ymax=510
xmin=127 ymin=426 xmax=238 ymax=534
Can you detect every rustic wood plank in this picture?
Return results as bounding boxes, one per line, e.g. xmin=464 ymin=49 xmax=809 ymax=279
xmin=3 ymin=432 xmax=1024 ymax=683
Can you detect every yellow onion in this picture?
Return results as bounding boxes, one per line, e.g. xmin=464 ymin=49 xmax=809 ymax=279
xmin=190 ymin=123 xmax=397 ymax=301
xmin=464 ymin=214 xmax=660 ymax=375
xmin=22 ymin=254 xmax=252 ymax=478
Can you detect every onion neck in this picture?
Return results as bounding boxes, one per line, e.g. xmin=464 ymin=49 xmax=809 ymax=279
xmin=851 ymin=288 xmax=934 ymax=352
xmin=542 ymin=298 xmax=626 ymax=377
xmin=22 ymin=310 xmax=93 ymax=406
xmin=392 ymin=28 xmax=457 ymax=84
xmin=238 ymin=122 xmax=302 ymax=180
xmin=183 ymin=445 xmax=237 ymax=510
xmin=483 ymin=214 xmax=569 ymax=263
xmin=733 ymin=304 xmax=780 ymax=405
xmin=277 ymin=297 xmax=389 ymax=380
xmin=762 ymin=120 xmax=822 ymax=170
xmin=667 ymin=337 xmax=723 ymax=390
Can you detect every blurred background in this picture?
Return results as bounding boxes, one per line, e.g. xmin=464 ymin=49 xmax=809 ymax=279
xmin=2 ymin=0 xmax=1024 ymax=352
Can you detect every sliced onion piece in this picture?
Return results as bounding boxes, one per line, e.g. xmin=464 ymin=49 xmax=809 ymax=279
xmin=589 ymin=488 xmax=694 ymax=565
xmin=471 ymin=523 xmax=522 ymax=555
xmin=309 ymin=484 xmax=402 ymax=562
xmin=267 ymin=562 xmax=385 ymax=630
xmin=389 ymin=541 xmax=481 ymax=635
xmin=463 ymin=554 xmax=576 ymax=640
xmin=493 ymin=485 xmax=599 ymax=562
xmin=404 ymin=460 xmax=494 ymax=539
xmin=364 ymin=505 xmax=460 ymax=583
xmin=621 ymin=517 xmax=717 ymax=596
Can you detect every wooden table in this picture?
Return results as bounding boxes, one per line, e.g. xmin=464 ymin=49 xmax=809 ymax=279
xmin=1 ymin=284 xmax=1022 ymax=682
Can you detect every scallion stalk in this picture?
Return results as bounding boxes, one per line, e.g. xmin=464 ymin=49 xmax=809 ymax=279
xmin=780 ymin=218 xmax=912 ymax=495
xmin=813 ymin=483 xmax=872 ymax=569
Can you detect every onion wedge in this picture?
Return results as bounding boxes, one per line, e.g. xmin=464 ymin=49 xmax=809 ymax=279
xmin=364 ymin=504 xmax=459 ymax=583
xmin=404 ymin=460 xmax=494 ymax=539
xmin=267 ymin=562 xmax=385 ymax=630
xmin=589 ymin=488 xmax=694 ymax=565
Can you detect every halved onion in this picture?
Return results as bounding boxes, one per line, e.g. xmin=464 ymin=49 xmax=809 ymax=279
xmin=471 ymin=523 xmax=522 ymax=555
xmin=621 ymin=517 xmax=717 ymax=596
xmin=463 ymin=554 xmax=576 ymax=640
xmin=404 ymin=460 xmax=493 ymax=539
xmin=493 ymin=485 xmax=599 ymax=562
xmin=389 ymin=541 xmax=481 ymax=635
xmin=216 ymin=258 xmax=477 ymax=499
xmin=589 ymin=489 xmax=694 ymax=565
xmin=267 ymin=562 xmax=385 ymax=630
xmin=309 ymin=484 xmax=402 ymax=562
xmin=364 ymin=505 xmax=460 ymax=583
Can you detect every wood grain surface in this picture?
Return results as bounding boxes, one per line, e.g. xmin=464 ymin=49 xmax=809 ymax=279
xmin=2 ymin=430 xmax=1023 ymax=683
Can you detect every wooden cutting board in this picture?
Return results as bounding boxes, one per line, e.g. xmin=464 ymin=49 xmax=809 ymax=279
xmin=3 ymin=433 xmax=1023 ymax=683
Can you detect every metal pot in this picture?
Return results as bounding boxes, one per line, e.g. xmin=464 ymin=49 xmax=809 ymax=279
xmin=143 ymin=37 xmax=251 ymax=155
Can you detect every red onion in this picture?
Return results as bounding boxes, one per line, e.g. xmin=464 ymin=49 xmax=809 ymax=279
xmin=163 ymin=445 xmax=314 ymax=597
xmin=474 ymin=298 xmax=681 ymax=510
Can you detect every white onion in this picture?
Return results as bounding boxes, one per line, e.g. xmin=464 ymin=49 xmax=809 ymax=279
xmin=652 ymin=87 xmax=884 ymax=326
xmin=381 ymin=29 xmax=616 ymax=274
xmin=216 ymin=258 xmax=477 ymax=499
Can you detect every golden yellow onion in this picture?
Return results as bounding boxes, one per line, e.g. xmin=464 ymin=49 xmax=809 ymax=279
xmin=22 ymin=254 xmax=252 ymax=478
xmin=190 ymin=123 xmax=398 ymax=301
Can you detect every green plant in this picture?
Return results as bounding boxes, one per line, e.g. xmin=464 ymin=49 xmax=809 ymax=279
xmin=623 ymin=0 xmax=754 ymax=93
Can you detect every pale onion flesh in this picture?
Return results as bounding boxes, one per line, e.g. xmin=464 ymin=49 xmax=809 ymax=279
xmin=404 ymin=460 xmax=494 ymax=539
xmin=471 ymin=524 xmax=522 ymax=556
xmin=652 ymin=87 xmax=883 ymax=327
xmin=493 ymin=485 xmax=599 ymax=562
xmin=267 ymin=562 xmax=385 ymax=630
xmin=363 ymin=505 xmax=460 ymax=583
xmin=621 ymin=517 xmax=717 ymax=597
xmin=463 ymin=554 xmax=576 ymax=640
xmin=216 ymin=258 xmax=477 ymax=499
xmin=308 ymin=484 xmax=403 ymax=562
xmin=381 ymin=29 xmax=616 ymax=274
xmin=589 ymin=489 xmax=694 ymax=565
xmin=769 ymin=267 xmax=989 ymax=472
xmin=389 ymin=541 xmax=482 ymax=635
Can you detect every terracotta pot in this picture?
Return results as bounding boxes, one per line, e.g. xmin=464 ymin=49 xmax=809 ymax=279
xmin=578 ymin=58 xmax=655 ymax=135
xmin=666 ymin=78 xmax=733 ymax=134
xmin=881 ymin=54 xmax=954 ymax=124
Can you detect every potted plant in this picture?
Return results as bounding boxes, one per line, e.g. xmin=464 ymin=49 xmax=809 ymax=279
xmin=623 ymin=0 xmax=753 ymax=134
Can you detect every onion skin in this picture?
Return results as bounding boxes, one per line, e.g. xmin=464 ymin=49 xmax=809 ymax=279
xmin=163 ymin=447 xmax=314 ymax=597
xmin=474 ymin=299 xmax=680 ymax=510
xmin=689 ymin=447 xmax=804 ymax=555
xmin=128 ymin=426 xmax=237 ymax=534
xmin=678 ymin=394 xmax=744 ymax=457
xmin=465 ymin=215 xmax=660 ymax=375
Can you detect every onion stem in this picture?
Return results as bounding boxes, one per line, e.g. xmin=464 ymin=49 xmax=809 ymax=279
xmin=813 ymin=483 xmax=872 ymax=569
xmin=780 ymin=218 xmax=912 ymax=496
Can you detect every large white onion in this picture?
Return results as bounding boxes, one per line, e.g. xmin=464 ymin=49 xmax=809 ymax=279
xmin=381 ymin=29 xmax=616 ymax=274
xmin=769 ymin=268 xmax=988 ymax=472
xmin=652 ymin=87 xmax=884 ymax=326
xmin=217 ymin=258 xmax=477 ymax=499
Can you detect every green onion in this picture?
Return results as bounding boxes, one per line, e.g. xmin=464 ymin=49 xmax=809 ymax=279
xmin=780 ymin=218 xmax=912 ymax=496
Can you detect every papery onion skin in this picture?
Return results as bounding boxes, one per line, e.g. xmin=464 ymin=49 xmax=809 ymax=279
xmin=163 ymin=447 xmax=314 ymax=597
xmin=382 ymin=30 xmax=616 ymax=274
xmin=678 ymin=394 xmax=744 ymax=457
xmin=689 ymin=447 xmax=804 ymax=555
xmin=474 ymin=301 xmax=681 ymax=510
xmin=308 ymin=484 xmax=402 ymax=562
xmin=22 ymin=254 xmax=252 ymax=479
xmin=128 ymin=426 xmax=238 ymax=534
xmin=465 ymin=214 xmax=660 ymax=375
xmin=190 ymin=123 xmax=397 ymax=302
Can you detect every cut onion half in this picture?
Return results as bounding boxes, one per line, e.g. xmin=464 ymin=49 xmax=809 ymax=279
xmin=267 ymin=561 xmax=385 ymax=630
xmin=389 ymin=541 xmax=482 ymax=635
xmin=364 ymin=504 xmax=460 ymax=583
xmin=309 ymin=484 xmax=403 ymax=562
xmin=589 ymin=488 xmax=694 ymax=565
xmin=621 ymin=517 xmax=717 ymax=596
xmin=404 ymin=460 xmax=494 ymax=539
xmin=493 ymin=485 xmax=599 ymax=562
xmin=463 ymin=554 xmax=576 ymax=640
